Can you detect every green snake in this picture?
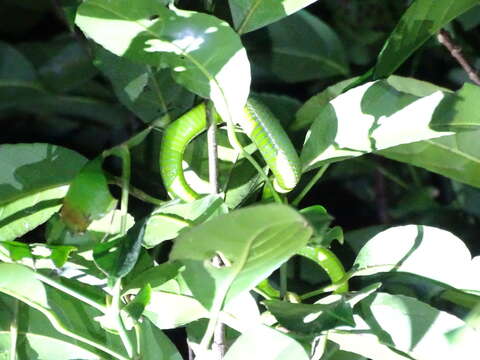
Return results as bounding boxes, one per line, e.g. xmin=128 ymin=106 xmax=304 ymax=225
xmin=159 ymin=98 xmax=301 ymax=202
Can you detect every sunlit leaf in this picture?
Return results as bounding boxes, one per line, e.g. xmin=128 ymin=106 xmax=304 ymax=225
xmin=229 ymin=0 xmax=319 ymax=34
xmin=143 ymin=195 xmax=226 ymax=248
xmin=351 ymin=225 xmax=475 ymax=289
xmin=0 ymin=263 xmax=127 ymax=359
xmin=380 ymin=129 xmax=480 ymax=188
xmin=76 ymin=0 xmax=251 ymax=124
xmin=264 ymin=296 xmax=354 ymax=334
xmin=357 ymin=293 xmax=480 ymax=359
xmin=301 ymin=79 xmax=480 ymax=172
xmin=0 ymin=294 xmax=101 ymax=360
xmin=170 ymin=204 xmax=312 ymax=310
xmin=224 ymin=324 xmax=309 ymax=360
xmin=0 ymin=143 xmax=87 ymax=242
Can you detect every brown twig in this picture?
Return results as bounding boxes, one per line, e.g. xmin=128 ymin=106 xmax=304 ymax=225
xmin=437 ymin=29 xmax=480 ymax=86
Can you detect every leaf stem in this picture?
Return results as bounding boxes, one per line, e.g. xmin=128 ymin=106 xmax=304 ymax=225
xmin=206 ymin=101 xmax=219 ymax=195
xmin=206 ymin=100 xmax=226 ymax=359
xmin=9 ymin=299 xmax=19 ymax=360
xmin=292 ymin=165 xmax=329 ymax=207
xmin=108 ymin=176 xmax=165 ymax=206
xmin=280 ymin=264 xmax=288 ymax=299
xmin=119 ymin=145 xmax=131 ymax=237
xmin=35 ymin=272 xmax=107 ymax=313
xmin=112 ymin=278 xmax=136 ymax=358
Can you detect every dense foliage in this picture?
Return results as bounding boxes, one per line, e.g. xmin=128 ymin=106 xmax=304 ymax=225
xmin=1 ymin=0 xmax=480 ymax=359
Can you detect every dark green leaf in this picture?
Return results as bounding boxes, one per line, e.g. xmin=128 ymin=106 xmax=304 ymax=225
xmin=0 ymin=41 xmax=46 ymax=110
xmin=93 ymin=218 xmax=147 ymax=279
xmin=249 ymin=11 xmax=348 ymax=83
xmin=93 ymin=45 xmax=194 ymax=124
xmin=19 ymin=35 xmax=97 ymax=92
xmin=372 ymin=0 xmax=479 ymax=80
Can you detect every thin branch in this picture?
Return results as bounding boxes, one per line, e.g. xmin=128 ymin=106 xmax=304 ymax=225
xmin=206 ymin=100 xmax=225 ymax=359
xmin=291 ymin=165 xmax=330 ymax=207
xmin=206 ymin=101 xmax=219 ymax=195
xmin=437 ymin=29 xmax=480 ymax=86
xmin=108 ymin=176 xmax=165 ymax=206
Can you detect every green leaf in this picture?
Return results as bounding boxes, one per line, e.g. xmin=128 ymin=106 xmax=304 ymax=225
xmin=123 ymin=284 xmax=151 ymax=322
xmin=93 ymin=218 xmax=147 ymax=280
xmin=138 ymin=319 xmax=183 ymax=360
xmin=328 ymin=321 xmax=420 ymax=360
xmin=144 ymin=290 xmax=208 ymax=329
xmin=0 ymin=143 xmax=87 ymax=205
xmin=170 ymin=204 xmax=313 ymax=310
xmin=46 ymin=209 xmax=134 ymax=251
xmin=264 ymin=297 xmax=354 ymax=334
xmin=93 ymin=45 xmax=194 ymax=124
xmin=254 ymin=93 xmax=302 ymax=129
xmin=380 ymin=129 xmax=480 ymax=188
xmin=0 ymin=263 xmax=127 ymax=359
xmin=357 ymin=293 xmax=480 ymax=359
xmin=61 ymin=157 xmax=116 ymax=233
xmin=224 ymin=324 xmax=309 ymax=360
xmin=123 ymin=263 xmax=182 ymax=294
xmin=229 ymin=0 xmax=319 ymax=34
xmin=249 ymin=11 xmax=348 ymax=83
xmin=0 ymin=295 xmax=101 ymax=360
xmin=0 ymin=143 xmax=87 ymax=242
xmin=143 ymin=195 xmax=226 ymax=248
xmin=300 ymin=205 xmax=333 ymax=242
xmin=0 ymin=41 xmax=46 ymax=110
xmin=351 ymin=225 xmax=474 ymax=289
xmin=124 ymin=263 xmax=207 ymax=329
xmin=301 ymin=79 xmax=480 ymax=172
xmin=19 ymin=35 xmax=98 ymax=92
xmin=75 ymin=1 xmax=251 ymax=124
xmin=372 ymin=0 xmax=479 ymax=80
xmin=0 ymin=241 xmax=76 ymax=268
xmin=357 ymin=272 xmax=480 ymax=319
xmin=292 ymin=77 xmax=359 ymax=131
